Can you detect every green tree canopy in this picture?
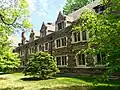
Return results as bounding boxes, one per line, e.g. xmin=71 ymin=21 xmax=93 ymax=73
xmin=63 ymin=0 xmax=95 ymax=15
xmin=73 ymin=0 xmax=120 ymax=81
xmin=0 ymin=0 xmax=32 ymax=73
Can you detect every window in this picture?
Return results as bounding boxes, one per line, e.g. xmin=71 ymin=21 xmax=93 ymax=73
xmin=93 ymin=5 xmax=106 ymax=14
xmin=55 ymin=37 xmax=67 ymax=48
xmin=56 ymin=57 xmax=61 ymax=65
xmin=82 ymin=31 xmax=87 ymax=41
xmin=56 ymin=56 xmax=68 ymax=66
xmin=39 ymin=45 xmax=41 ymax=51
xmin=29 ymin=47 xmax=34 ymax=54
xmin=58 ymin=21 xmax=64 ymax=30
xmin=62 ymin=56 xmax=67 ymax=65
xmin=72 ymin=31 xmax=87 ymax=43
xmin=96 ymin=53 xmax=105 ymax=65
xmin=56 ymin=39 xmax=61 ymax=48
xmin=77 ymin=53 xmax=86 ymax=66
xmin=20 ymin=50 xmax=25 ymax=56
xmin=44 ymin=43 xmax=49 ymax=51
xmin=61 ymin=37 xmax=67 ymax=46
xmin=72 ymin=32 xmax=81 ymax=42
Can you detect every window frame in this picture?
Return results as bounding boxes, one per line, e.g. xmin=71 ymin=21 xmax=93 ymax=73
xmin=71 ymin=31 xmax=88 ymax=44
xmin=57 ymin=20 xmax=65 ymax=30
xmin=75 ymin=53 xmax=86 ymax=67
xmin=55 ymin=36 xmax=67 ymax=49
xmin=56 ymin=55 xmax=68 ymax=67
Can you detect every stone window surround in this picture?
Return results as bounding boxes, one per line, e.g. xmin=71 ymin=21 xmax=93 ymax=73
xmin=56 ymin=55 xmax=68 ymax=67
xmin=71 ymin=31 xmax=88 ymax=44
xmin=55 ymin=36 xmax=67 ymax=49
xmin=75 ymin=53 xmax=87 ymax=68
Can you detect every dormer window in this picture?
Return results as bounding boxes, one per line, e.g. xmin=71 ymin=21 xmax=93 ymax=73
xmin=93 ymin=5 xmax=106 ymax=14
xmin=58 ymin=21 xmax=65 ymax=30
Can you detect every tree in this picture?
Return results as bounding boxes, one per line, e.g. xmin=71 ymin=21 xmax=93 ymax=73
xmin=0 ymin=0 xmax=32 ymax=73
xmin=73 ymin=0 xmax=120 ymax=81
xmin=63 ymin=0 xmax=95 ymax=15
xmin=23 ymin=52 xmax=59 ymax=79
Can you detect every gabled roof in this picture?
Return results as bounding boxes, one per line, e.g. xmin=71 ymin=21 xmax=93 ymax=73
xmin=40 ymin=22 xmax=55 ymax=32
xmin=56 ymin=11 xmax=73 ymax=23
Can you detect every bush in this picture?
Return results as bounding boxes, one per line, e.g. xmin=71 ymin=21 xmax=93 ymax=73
xmin=23 ymin=52 xmax=59 ymax=79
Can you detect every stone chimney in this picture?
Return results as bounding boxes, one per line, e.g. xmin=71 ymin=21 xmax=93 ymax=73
xmin=21 ymin=31 xmax=26 ymax=45
xmin=29 ymin=29 xmax=35 ymax=42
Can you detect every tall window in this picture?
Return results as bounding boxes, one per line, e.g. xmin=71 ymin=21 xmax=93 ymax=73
xmin=39 ymin=45 xmax=41 ymax=51
xmin=56 ymin=37 xmax=67 ymax=48
xmin=45 ymin=43 xmax=49 ymax=51
xmin=96 ymin=53 xmax=105 ymax=65
xmin=82 ymin=31 xmax=87 ymax=41
xmin=77 ymin=53 xmax=86 ymax=65
xmin=56 ymin=39 xmax=61 ymax=48
xmin=56 ymin=57 xmax=61 ymax=65
xmin=58 ymin=21 xmax=64 ymax=30
xmin=72 ymin=32 xmax=81 ymax=42
xmin=56 ymin=55 xmax=68 ymax=66
xmin=61 ymin=37 xmax=67 ymax=46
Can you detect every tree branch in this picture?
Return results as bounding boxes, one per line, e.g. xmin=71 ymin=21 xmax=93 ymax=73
xmin=0 ymin=13 xmax=17 ymax=26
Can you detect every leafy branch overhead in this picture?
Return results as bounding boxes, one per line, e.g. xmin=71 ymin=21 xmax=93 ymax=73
xmin=63 ymin=0 xmax=95 ymax=15
xmin=0 ymin=0 xmax=32 ymax=73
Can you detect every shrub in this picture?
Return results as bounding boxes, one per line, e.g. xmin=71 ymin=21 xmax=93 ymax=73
xmin=23 ymin=52 xmax=59 ymax=79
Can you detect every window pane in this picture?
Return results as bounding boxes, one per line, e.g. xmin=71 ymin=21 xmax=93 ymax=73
xmin=78 ymin=54 xmax=82 ymax=65
xmin=77 ymin=54 xmax=85 ymax=65
xmin=81 ymin=54 xmax=85 ymax=65
xmin=97 ymin=53 xmax=101 ymax=63
xmin=73 ymin=32 xmax=77 ymax=42
xmin=39 ymin=45 xmax=41 ymax=51
xmin=45 ymin=43 xmax=48 ymax=50
xmin=82 ymin=31 xmax=87 ymax=40
xmin=62 ymin=37 xmax=66 ymax=46
xmin=58 ymin=23 xmax=62 ymax=30
xmin=77 ymin=32 xmax=80 ymax=41
xmin=62 ymin=56 xmax=67 ymax=65
xmin=56 ymin=57 xmax=61 ymax=65
xmin=56 ymin=39 xmax=61 ymax=48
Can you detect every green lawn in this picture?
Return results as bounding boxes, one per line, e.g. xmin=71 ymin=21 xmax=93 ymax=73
xmin=0 ymin=73 xmax=120 ymax=90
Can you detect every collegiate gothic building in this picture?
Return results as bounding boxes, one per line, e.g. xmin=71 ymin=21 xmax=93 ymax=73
xmin=15 ymin=0 xmax=106 ymax=74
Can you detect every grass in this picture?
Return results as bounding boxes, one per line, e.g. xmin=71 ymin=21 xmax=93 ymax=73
xmin=0 ymin=73 xmax=120 ymax=90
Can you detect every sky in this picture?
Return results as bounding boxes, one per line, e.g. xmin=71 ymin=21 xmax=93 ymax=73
xmin=9 ymin=0 xmax=66 ymax=46
xmin=28 ymin=0 xmax=66 ymax=30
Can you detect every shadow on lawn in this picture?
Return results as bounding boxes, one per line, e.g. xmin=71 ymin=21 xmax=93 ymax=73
xmin=21 ymin=77 xmax=55 ymax=81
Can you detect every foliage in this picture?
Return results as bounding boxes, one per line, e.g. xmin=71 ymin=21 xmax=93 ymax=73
xmin=23 ymin=52 xmax=59 ymax=79
xmin=63 ymin=0 xmax=95 ymax=15
xmin=73 ymin=0 xmax=120 ymax=81
xmin=0 ymin=0 xmax=31 ymax=73
xmin=0 ymin=48 xmax=20 ymax=73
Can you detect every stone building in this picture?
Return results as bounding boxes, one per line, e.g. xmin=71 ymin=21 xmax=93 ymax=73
xmin=15 ymin=0 xmax=106 ymax=74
